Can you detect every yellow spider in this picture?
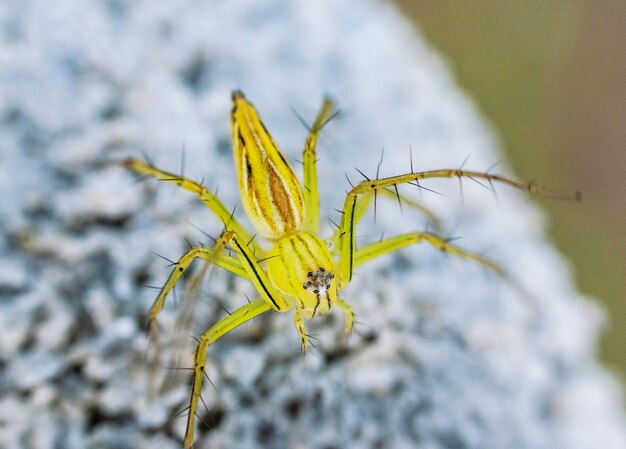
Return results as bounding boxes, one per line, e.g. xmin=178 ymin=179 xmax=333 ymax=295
xmin=121 ymin=91 xmax=576 ymax=448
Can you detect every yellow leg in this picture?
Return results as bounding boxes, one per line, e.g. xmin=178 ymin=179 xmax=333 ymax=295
xmin=293 ymin=306 xmax=309 ymax=352
xmin=122 ymin=159 xmax=260 ymax=254
xmin=145 ymin=243 xmax=234 ymax=388
xmin=217 ymin=230 xmax=290 ymax=312
xmin=337 ymin=168 xmax=578 ymax=284
xmin=184 ymin=298 xmax=273 ymax=449
xmin=330 ymin=189 xmax=442 ymax=251
xmin=147 ymin=242 xmax=248 ymax=333
xmin=354 ymin=232 xmax=504 ymax=275
xmin=302 ymin=97 xmax=337 ymax=234
xmin=334 ymin=297 xmax=355 ymax=335
xmin=150 ymin=230 xmax=287 ymax=326
xmin=147 ymin=231 xmax=287 ymax=374
xmin=378 ymin=189 xmax=442 ymax=230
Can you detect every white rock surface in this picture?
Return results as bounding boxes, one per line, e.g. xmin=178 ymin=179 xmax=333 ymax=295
xmin=1 ymin=0 xmax=624 ymax=448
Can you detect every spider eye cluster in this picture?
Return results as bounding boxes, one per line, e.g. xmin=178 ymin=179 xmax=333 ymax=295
xmin=303 ymin=267 xmax=334 ymax=295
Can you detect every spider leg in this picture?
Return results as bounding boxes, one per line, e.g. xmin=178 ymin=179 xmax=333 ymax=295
xmin=302 ymin=97 xmax=336 ymax=234
xmin=145 ymin=242 xmax=245 ymax=374
xmin=293 ymin=306 xmax=309 ymax=352
xmin=157 ymin=230 xmax=291 ymax=447
xmin=148 ymin=230 xmax=286 ymax=373
xmin=334 ymin=296 xmax=355 ymax=335
xmin=353 ymin=232 xmax=504 ymax=275
xmin=122 ymin=159 xmax=261 ymax=254
xmin=148 ymin=244 xmax=248 ymax=335
xmin=337 ymin=168 xmax=578 ymax=285
xmin=216 ymin=230 xmax=290 ymax=312
xmin=184 ymin=298 xmax=272 ymax=449
xmin=377 ymin=188 xmax=442 ymax=230
xmin=165 ymin=256 xmax=218 ymax=392
xmin=330 ymin=190 xmax=442 ymax=250
xmin=153 ymin=229 xmax=289 ymax=326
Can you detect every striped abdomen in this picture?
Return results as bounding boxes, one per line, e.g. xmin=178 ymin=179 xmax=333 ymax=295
xmin=231 ymin=91 xmax=304 ymax=239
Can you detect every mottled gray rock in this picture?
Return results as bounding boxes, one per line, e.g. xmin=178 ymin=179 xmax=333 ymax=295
xmin=1 ymin=1 xmax=624 ymax=448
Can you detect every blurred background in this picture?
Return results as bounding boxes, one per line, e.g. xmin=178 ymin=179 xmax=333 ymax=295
xmin=396 ymin=0 xmax=626 ymax=380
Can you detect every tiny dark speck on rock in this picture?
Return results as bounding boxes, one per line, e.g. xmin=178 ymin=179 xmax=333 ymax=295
xmin=215 ymin=136 xmax=232 ymax=156
xmin=199 ymin=407 xmax=225 ymax=432
xmin=180 ymin=53 xmax=211 ymax=93
xmin=283 ymin=396 xmax=302 ymax=418
xmin=256 ymin=419 xmax=277 ymax=444
xmin=239 ymin=391 xmax=255 ymax=407
xmin=99 ymin=101 xmax=123 ymax=121
xmin=105 ymin=0 xmax=129 ymax=20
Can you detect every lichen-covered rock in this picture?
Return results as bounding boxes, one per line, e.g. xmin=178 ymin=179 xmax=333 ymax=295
xmin=1 ymin=1 xmax=624 ymax=448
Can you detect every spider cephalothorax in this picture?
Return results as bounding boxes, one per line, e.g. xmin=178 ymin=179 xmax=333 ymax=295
xmin=266 ymin=231 xmax=337 ymax=319
xmin=120 ymin=90 xmax=577 ymax=448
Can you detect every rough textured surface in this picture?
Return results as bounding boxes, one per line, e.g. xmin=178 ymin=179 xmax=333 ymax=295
xmin=1 ymin=1 xmax=625 ymax=448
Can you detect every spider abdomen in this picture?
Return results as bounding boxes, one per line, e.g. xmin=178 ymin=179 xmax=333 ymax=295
xmin=231 ymin=91 xmax=305 ymax=239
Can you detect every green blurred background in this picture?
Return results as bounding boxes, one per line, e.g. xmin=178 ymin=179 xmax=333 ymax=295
xmin=396 ymin=1 xmax=626 ymax=382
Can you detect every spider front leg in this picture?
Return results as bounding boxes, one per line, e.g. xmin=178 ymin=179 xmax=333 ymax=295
xmin=146 ymin=230 xmax=288 ymax=370
xmin=329 ymin=190 xmax=443 ymax=252
xmin=142 ymin=238 xmax=245 ymax=377
xmin=146 ymin=239 xmax=245 ymax=339
xmin=337 ymin=168 xmax=578 ymax=284
xmin=122 ymin=159 xmax=261 ymax=254
xmin=184 ymin=298 xmax=272 ymax=449
xmin=152 ymin=230 xmax=291 ymax=448
xmin=174 ymin=231 xmax=290 ymax=447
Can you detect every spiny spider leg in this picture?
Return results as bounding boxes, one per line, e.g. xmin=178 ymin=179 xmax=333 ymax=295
xmin=378 ymin=188 xmax=442 ymax=230
xmin=210 ymin=231 xmax=289 ymax=312
xmin=354 ymin=232 xmax=504 ymax=274
xmin=302 ymin=97 xmax=337 ymax=234
xmin=155 ymin=230 xmax=292 ymax=447
xmin=334 ymin=296 xmax=355 ymax=335
xmin=146 ymin=230 xmax=286 ymax=371
xmin=293 ymin=306 xmax=309 ymax=352
xmin=330 ymin=189 xmax=443 ymax=251
xmin=148 ymin=243 xmax=249 ymax=335
xmin=184 ymin=298 xmax=272 ymax=449
xmin=164 ymin=255 xmax=215 ymax=392
xmin=337 ymin=168 xmax=580 ymax=285
xmin=122 ymin=159 xmax=261 ymax=255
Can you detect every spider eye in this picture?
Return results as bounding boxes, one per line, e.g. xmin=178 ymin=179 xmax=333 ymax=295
xmin=303 ymin=268 xmax=334 ymax=295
